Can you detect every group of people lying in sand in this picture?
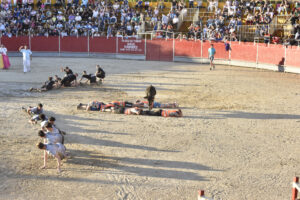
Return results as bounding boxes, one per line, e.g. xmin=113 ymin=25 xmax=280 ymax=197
xmin=29 ymin=65 xmax=106 ymax=92
xmin=22 ymin=103 xmax=67 ymax=173
xmin=77 ymin=100 xmax=183 ymax=117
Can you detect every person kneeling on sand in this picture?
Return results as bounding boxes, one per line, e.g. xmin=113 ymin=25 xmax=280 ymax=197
xmin=37 ymin=142 xmax=67 ymax=173
xmin=38 ymin=130 xmax=63 ymax=144
xmin=29 ymin=77 xmax=55 ymax=92
xmin=79 ymin=70 xmax=97 ymax=85
xmin=95 ymin=65 xmax=105 ymax=83
xmin=59 ymin=73 xmax=78 ymax=87
xmin=54 ymin=75 xmax=62 ymax=87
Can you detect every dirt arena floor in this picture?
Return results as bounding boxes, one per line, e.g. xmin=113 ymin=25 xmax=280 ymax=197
xmin=0 ymin=57 xmax=300 ymax=200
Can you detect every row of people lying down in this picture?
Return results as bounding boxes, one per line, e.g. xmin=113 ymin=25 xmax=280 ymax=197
xmin=77 ymin=100 xmax=183 ymax=117
xmin=29 ymin=65 xmax=106 ymax=92
xmin=22 ymin=103 xmax=67 ymax=173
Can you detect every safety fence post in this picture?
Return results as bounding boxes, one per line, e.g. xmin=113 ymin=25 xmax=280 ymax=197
xmin=144 ymin=36 xmax=147 ymax=61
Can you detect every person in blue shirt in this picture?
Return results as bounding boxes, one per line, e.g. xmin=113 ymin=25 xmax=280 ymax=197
xmin=208 ymin=44 xmax=216 ymax=70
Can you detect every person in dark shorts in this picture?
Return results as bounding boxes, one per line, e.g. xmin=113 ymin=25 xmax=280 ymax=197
xmin=144 ymin=85 xmax=156 ymax=110
xmin=95 ymin=65 xmax=105 ymax=82
xmin=29 ymin=77 xmax=55 ymax=92
xmin=79 ymin=70 xmax=97 ymax=84
xmin=141 ymin=109 xmax=162 ymax=116
xmin=60 ymin=73 xmax=78 ymax=87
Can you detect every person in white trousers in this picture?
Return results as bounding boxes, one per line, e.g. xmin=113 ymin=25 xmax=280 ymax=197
xmin=19 ymin=45 xmax=32 ymax=73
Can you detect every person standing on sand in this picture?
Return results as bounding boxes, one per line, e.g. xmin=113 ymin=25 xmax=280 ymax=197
xmin=19 ymin=45 xmax=32 ymax=73
xmin=208 ymin=43 xmax=216 ymax=70
xmin=0 ymin=45 xmax=10 ymax=69
xmin=144 ymin=85 xmax=156 ymax=111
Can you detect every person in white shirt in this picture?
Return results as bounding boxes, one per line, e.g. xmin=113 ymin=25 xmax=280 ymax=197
xmin=38 ymin=130 xmax=63 ymax=144
xmin=19 ymin=45 xmax=32 ymax=73
xmin=37 ymin=142 xmax=67 ymax=173
xmin=75 ymin=13 xmax=82 ymax=22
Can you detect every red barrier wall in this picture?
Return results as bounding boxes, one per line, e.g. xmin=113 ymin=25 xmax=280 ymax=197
xmin=2 ymin=36 xmax=300 ymax=69
xmin=257 ymin=44 xmax=285 ymax=65
xmin=231 ymin=42 xmax=257 ymax=63
xmin=212 ymin=42 xmax=229 ymax=60
xmin=31 ymin=36 xmax=59 ymax=52
xmin=146 ymin=39 xmax=173 ymax=61
xmin=60 ymin=36 xmax=88 ymax=52
xmin=174 ymin=40 xmax=201 ymax=57
xmin=118 ymin=38 xmax=145 ymax=54
xmin=89 ymin=37 xmax=116 ymax=53
xmin=285 ymin=46 xmax=300 ymax=68
xmin=1 ymin=36 xmax=29 ymax=51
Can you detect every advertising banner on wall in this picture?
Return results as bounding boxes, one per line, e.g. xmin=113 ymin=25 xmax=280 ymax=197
xmin=118 ymin=38 xmax=145 ymax=54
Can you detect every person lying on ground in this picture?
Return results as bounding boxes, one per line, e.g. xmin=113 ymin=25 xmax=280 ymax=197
xmin=23 ymin=103 xmax=43 ymax=116
xmin=77 ymin=101 xmax=106 ymax=111
xmin=111 ymin=106 xmax=143 ymax=115
xmin=48 ymin=117 xmax=66 ymax=135
xmin=61 ymin=66 xmax=73 ymax=76
xmin=161 ymin=109 xmax=183 ymax=117
xmin=59 ymin=73 xmax=78 ymax=87
xmin=140 ymin=109 xmax=183 ymax=117
xmin=144 ymin=85 xmax=156 ymax=110
xmin=95 ymin=65 xmax=105 ymax=83
xmin=104 ymin=101 xmax=135 ymax=109
xmin=29 ymin=76 xmax=55 ymax=92
xmin=79 ymin=70 xmax=97 ymax=84
xmin=37 ymin=142 xmax=67 ymax=173
xmin=135 ymin=100 xmax=179 ymax=108
xmin=38 ymin=130 xmax=63 ymax=144
xmin=77 ymin=100 xmax=135 ymax=111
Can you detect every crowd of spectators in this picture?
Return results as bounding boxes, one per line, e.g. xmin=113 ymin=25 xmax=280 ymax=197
xmin=0 ymin=0 xmax=154 ymax=37
xmin=0 ymin=0 xmax=299 ymax=43
xmin=180 ymin=0 xmax=300 ymax=44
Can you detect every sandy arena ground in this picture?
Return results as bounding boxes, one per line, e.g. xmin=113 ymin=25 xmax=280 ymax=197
xmin=0 ymin=57 xmax=300 ymax=200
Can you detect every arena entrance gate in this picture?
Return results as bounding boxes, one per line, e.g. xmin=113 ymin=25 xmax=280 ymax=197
xmin=140 ymin=31 xmax=174 ymax=62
